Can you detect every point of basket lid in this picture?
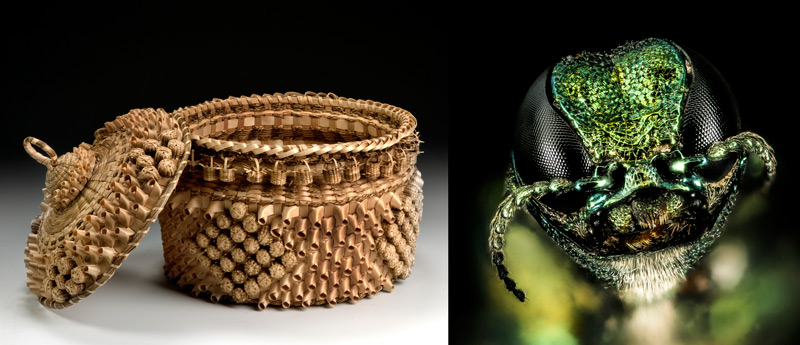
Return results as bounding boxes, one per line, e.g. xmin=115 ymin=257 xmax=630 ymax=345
xmin=22 ymin=108 xmax=191 ymax=308
xmin=173 ymin=91 xmax=418 ymax=157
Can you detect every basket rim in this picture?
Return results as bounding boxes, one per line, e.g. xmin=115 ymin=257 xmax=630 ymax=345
xmin=173 ymin=92 xmax=418 ymax=159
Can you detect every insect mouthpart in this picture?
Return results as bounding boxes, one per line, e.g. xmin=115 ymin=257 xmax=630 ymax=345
xmin=529 ymin=150 xmax=727 ymax=257
xmin=579 ymin=189 xmax=710 ymax=255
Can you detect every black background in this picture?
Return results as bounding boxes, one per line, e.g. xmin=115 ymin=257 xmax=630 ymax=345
xmin=2 ymin=4 xmax=447 ymax=165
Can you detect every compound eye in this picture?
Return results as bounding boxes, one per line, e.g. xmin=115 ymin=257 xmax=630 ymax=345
xmin=512 ymin=69 xmax=595 ymax=185
xmin=678 ymin=46 xmax=741 ymax=181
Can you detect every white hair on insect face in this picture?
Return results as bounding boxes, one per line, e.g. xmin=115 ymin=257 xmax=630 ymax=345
xmin=609 ymin=245 xmax=692 ymax=304
xmin=608 ymin=247 xmax=694 ymax=345
xmin=557 ymin=233 xmax=700 ymax=305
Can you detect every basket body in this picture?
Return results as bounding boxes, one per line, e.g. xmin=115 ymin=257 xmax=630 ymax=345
xmin=158 ymin=92 xmax=423 ymax=308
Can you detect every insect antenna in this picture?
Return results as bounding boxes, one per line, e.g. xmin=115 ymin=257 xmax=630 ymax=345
xmin=489 ymin=186 xmax=531 ymax=302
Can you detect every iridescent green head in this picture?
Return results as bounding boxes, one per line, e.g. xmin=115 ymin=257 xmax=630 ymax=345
xmin=492 ymin=38 xmax=777 ymax=303
xmin=552 ymin=38 xmax=687 ymax=162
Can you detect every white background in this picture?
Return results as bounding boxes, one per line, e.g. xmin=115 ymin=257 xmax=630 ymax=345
xmin=0 ymin=157 xmax=448 ymax=345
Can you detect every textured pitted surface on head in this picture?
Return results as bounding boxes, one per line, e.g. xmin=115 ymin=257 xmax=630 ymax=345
xmin=551 ymin=38 xmax=688 ymax=162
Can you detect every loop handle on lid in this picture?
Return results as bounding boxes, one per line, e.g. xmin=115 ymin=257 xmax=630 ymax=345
xmin=24 ymin=137 xmax=58 ymax=166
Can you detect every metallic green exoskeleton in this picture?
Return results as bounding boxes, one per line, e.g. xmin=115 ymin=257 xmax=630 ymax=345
xmin=490 ymin=38 xmax=776 ymax=303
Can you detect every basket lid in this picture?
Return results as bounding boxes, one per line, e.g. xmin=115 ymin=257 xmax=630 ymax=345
xmin=23 ymin=108 xmax=191 ymax=308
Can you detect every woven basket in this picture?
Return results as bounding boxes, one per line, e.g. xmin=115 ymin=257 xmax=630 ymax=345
xmin=159 ymin=92 xmax=423 ymax=309
xmin=23 ymin=109 xmax=191 ymax=308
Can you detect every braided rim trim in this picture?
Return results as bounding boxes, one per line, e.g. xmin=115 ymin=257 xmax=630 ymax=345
xmin=174 ymin=92 xmax=417 ymax=158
